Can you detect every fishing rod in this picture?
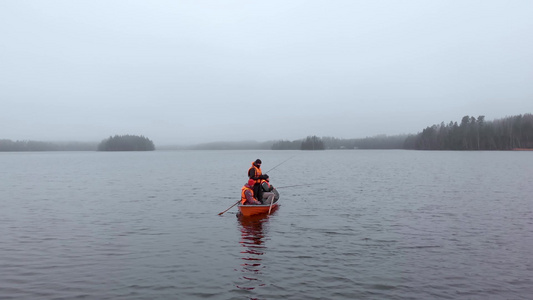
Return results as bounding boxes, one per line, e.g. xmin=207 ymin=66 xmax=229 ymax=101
xmin=275 ymin=183 xmax=315 ymax=189
xmin=265 ymin=155 xmax=297 ymax=173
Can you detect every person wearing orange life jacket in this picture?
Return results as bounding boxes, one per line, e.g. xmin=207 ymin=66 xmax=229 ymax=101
xmin=260 ymin=175 xmax=279 ymax=205
xmin=247 ymin=159 xmax=269 ymax=201
xmin=241 ymin=179 xmax=262 ymax=205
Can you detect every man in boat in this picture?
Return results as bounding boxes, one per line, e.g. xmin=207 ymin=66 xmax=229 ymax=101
xmin=260 ymin=175 xmax=278 ymax=205
xmin=247 ymin=159 xmax=269 ymax=202
xmin=241 ymin=179 xmax=262 ymax=205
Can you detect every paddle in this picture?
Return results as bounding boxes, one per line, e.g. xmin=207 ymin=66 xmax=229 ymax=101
xmin=218 ymin=200 xmax=240 ymax=216
xmin=268 ymin=198 xmax=274 ymax=215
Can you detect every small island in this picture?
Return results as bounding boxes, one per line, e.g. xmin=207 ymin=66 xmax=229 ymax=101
xmin=97 ymin=135 xmax=155 ymax=151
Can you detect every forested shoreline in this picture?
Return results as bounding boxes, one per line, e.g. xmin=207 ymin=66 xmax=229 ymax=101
xmin=0 ymin=135 xmax=155 ymax=152
xmin=0 ymin=140 xmax=97 ymax=151
xmin=405 ymin=114 xmax=533 ymax=150
xmin=2 ymin=114 xmax=532 ymax=151
xmin=271 ymin=114 xmax=533 ymax=150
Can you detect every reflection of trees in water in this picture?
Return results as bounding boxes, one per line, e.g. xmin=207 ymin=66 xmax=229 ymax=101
xmin=235 ymin=210 xmax=277 ymax=292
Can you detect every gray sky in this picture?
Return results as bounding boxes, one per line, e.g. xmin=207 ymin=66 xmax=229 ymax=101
xmin=1 ymin=1 xmax=532 ymax=145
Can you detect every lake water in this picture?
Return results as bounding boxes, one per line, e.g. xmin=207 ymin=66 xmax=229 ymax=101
xmin=1 ymin=150 xmax=532 ymax=299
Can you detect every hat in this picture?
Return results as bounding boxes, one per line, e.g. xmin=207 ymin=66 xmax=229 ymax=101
xmin=254 ymin=159 xmax=262 ymax=164
xmin=248 ymin=179 xmax=255 ymax=186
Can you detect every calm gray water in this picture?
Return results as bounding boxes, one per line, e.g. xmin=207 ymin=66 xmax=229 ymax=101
xmin=1 ymin=150 xmax=532 ymax=299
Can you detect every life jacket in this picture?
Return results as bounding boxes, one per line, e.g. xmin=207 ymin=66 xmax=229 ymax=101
xmin=241 ymin=185 xmax=254 ymax=204
xmin=260 ymin=179 xmax=271 ymax=191
xmin=247 ymin=162 xmax=262 ymax=185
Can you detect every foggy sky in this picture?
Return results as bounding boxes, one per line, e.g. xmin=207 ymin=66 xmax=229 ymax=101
xmin=1 ymin=1 xmax=532 ymax=145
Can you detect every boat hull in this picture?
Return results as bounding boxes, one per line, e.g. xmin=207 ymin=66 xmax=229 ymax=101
xmin=238 ymin=202 xmax=279 ymax=216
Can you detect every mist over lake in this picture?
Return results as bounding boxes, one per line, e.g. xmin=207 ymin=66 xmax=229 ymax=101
xmin=1 ymin=150 xmax=532 ymax=299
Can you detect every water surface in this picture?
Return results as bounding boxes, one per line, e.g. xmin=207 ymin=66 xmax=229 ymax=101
xmin=1 ymin=150 xmax=532 ymax=299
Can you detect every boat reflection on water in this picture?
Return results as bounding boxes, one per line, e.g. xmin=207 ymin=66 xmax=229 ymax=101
xmin=235 ymin=206 xmax=278 ymax=292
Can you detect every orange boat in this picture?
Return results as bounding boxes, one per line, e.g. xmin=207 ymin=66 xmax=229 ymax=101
xmin=238 ymin=201 xmax=279 ymax=217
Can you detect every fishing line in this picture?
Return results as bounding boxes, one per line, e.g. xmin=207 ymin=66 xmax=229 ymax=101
xmin=264 ymin=155 xmax=297 ymax=173
xmin=276 ymin=183 xmax=315 ymax=189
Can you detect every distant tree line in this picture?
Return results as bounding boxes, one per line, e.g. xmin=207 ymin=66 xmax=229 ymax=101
xmin=0 ymin=139 xmax=97 ymax=151
xmin=272 ymin=136 xmax=326 ymax=150
xmin=3 ymin=114 xmax=531 ymax=152
xmin=98 ymin=135 xmax=155 ymax=151
xmin=272 ymin=135 xmax=407 ymax=150
xmin=404 ymin=114 xmax=533 ymax=150
xmin=271 ymin=114 xmax=532 ymax=151
xmin=321 ymin=135 xmax=408 ymax=149
xmin=186 ymin=140 xmax=273 ymax=150
xmin=271 ymin=140 xmax=301 ymax=150
xmin=300 ymin=136 xmax=325 ymax=150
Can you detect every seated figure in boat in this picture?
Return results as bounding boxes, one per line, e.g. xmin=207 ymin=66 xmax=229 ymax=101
xmin=241 ymin=179 xmax=262 ymax=205
xmin=260 ymin=175 xmax=279 ymax=205
xmin=248 ymin=159 xmax=269 ymax=202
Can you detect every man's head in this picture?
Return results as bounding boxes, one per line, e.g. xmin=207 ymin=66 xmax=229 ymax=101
xmin=254 ymin=159 xmax=262 ymax=167
xmin=247 ymin=179 xmax=255 ymax=186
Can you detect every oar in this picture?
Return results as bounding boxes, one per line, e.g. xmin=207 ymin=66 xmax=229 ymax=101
xmin=218 ymin=200 xmax=240 ymax=215
xmin=268 ymin=198 xmax=274 ymax=215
